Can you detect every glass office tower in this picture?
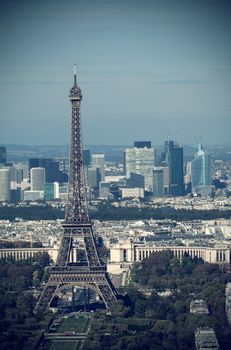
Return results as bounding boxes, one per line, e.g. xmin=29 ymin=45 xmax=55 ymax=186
xmin=165 ymin=140 xmax=184 ymax=196
xmin=191 ymin=143 xmax=211 ymax=192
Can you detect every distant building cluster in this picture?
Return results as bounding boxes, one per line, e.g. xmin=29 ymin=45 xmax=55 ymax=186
xmin=123 ymin=139 xmax=215 ymax=199
xmin=0 ymin=139 xmax=230 ymax=203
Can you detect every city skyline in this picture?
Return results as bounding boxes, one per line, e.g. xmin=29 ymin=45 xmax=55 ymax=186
xmin=0 ymin=0 xmax=231 ymax=146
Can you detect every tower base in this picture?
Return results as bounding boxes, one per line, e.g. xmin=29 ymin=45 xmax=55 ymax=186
xmin=34 ymin=265 xmax=117 ymax=313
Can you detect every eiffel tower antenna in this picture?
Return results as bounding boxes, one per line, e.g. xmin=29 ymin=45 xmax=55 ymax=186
xmin=34 ymin=66 xmax=117 ymax=312
xmin=74 ymin=63 xmax=77 ymax=86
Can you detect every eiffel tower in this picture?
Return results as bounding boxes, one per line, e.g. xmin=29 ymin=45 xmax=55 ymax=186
xmin=34 ymin=65 xmax=117 ymax=312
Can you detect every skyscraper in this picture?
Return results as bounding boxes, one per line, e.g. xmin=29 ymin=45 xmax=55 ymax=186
xmin=153 ymin=167 xmax=164 ymax=197
xmin=87 ymin=166 xmax=101 ymax=189
xmin=29 ymin=158 xmax=67 ymax=183
xmin=191 ymin=143 xmax=211 ymax=193
xmin=92 ymin=154 xmax=105 ymax=181
xmin=44 ymin=182 xmax=59 ymax=201
xmin=165 ymin=140 xmax=184 ymax=196
xmin=30 ymin=167 xmax=45 ymax=191
xmin=162 ymin=166 xmax=170 ymax=195
xmin=134 ymin=141 xmax=151 ymax=149
xmin=124 ymin=142 xmax=155 ymax=191
xmin=15 ymin=162 xmax=28 ymax=180
xmin=99 ymin=181 xmax=111 ymax=199
xmin=0 ymin=147 xmax=6 ymax=164
xmin=7 ymin=166 xmax=23 ymax=184
xmin=29 ymin=158 xmax=40 ymax=170
xmin=83 ymin=149 xmax=91 ymax=167
xmin=0 ymin=168 xmax=10 ymax=201
xmin=11 ymin=189 xmax=23 ymax=203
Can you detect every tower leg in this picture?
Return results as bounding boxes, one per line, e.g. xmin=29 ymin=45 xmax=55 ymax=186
xmin=34 ymin=285 xmax=58 ymax=313
xmin=97 ymin=275 xmax=117 ymax=308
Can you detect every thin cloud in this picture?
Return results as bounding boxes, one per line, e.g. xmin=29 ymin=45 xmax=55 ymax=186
xmin=152 ymin=79 xmax=208 ymax=85
xmin=0 ymin=81 xmax=70 ymax=85
xmin=0 ymin=80 xmax=101 ymax=86
xmin=215 ymin=104 xmax=231 ymax=108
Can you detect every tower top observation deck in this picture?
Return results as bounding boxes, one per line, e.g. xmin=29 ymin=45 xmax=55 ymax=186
xmin=69 ymin=64 xmax=82 ymax=100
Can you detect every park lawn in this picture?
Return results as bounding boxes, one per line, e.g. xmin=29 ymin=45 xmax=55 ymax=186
xmin=82 ymin=317 xmax=91 ymax=332
xmin=56 ymin=316 xmax=90 ymax=333
xmin=49 ymin=340 xmax=81 ymax=350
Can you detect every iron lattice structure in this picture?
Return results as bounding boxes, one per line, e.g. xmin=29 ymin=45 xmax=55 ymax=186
xmin=34 ymin=66 xmax=117 ymax=312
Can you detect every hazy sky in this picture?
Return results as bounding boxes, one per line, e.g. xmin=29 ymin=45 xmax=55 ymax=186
xmin=0 ymin=0 xmax=230 ymax=146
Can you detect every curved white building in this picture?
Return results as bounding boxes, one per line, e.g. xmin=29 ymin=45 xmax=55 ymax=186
xmin=108 ymin=240 xmax=230 ymax=274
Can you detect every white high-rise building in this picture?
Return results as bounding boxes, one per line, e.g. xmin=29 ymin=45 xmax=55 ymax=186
xmin=162 ymin=166 xmax=169 ymax=195
xmin=54 ymin=182 xmax=59 ymax=198
xmin=15 ymin=162 xmax=28 ymax=181
xmin=87 ymin=166 xmax=101 ymax=188
xmin=0 ymin=168 xmax=11 ymax=201
xmin=92 ymin=154 xmax=105 ymax=181
xmin=30 ymin=167 xmax=45 ymax=191
xmin=124 ymin=146 xmax=155 ymax=191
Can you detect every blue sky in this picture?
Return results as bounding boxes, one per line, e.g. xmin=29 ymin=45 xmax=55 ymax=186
xmin=0 ymin=0 xmax=230 ymax=146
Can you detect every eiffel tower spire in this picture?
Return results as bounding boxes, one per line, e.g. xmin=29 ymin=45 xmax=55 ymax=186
xmin=34 ymin=66 xmax=117 ymax=313
xmin=73 ymin=63 xmax=77 ymax=86
xmin=65 ymin=64 xmax=89 ymax=224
